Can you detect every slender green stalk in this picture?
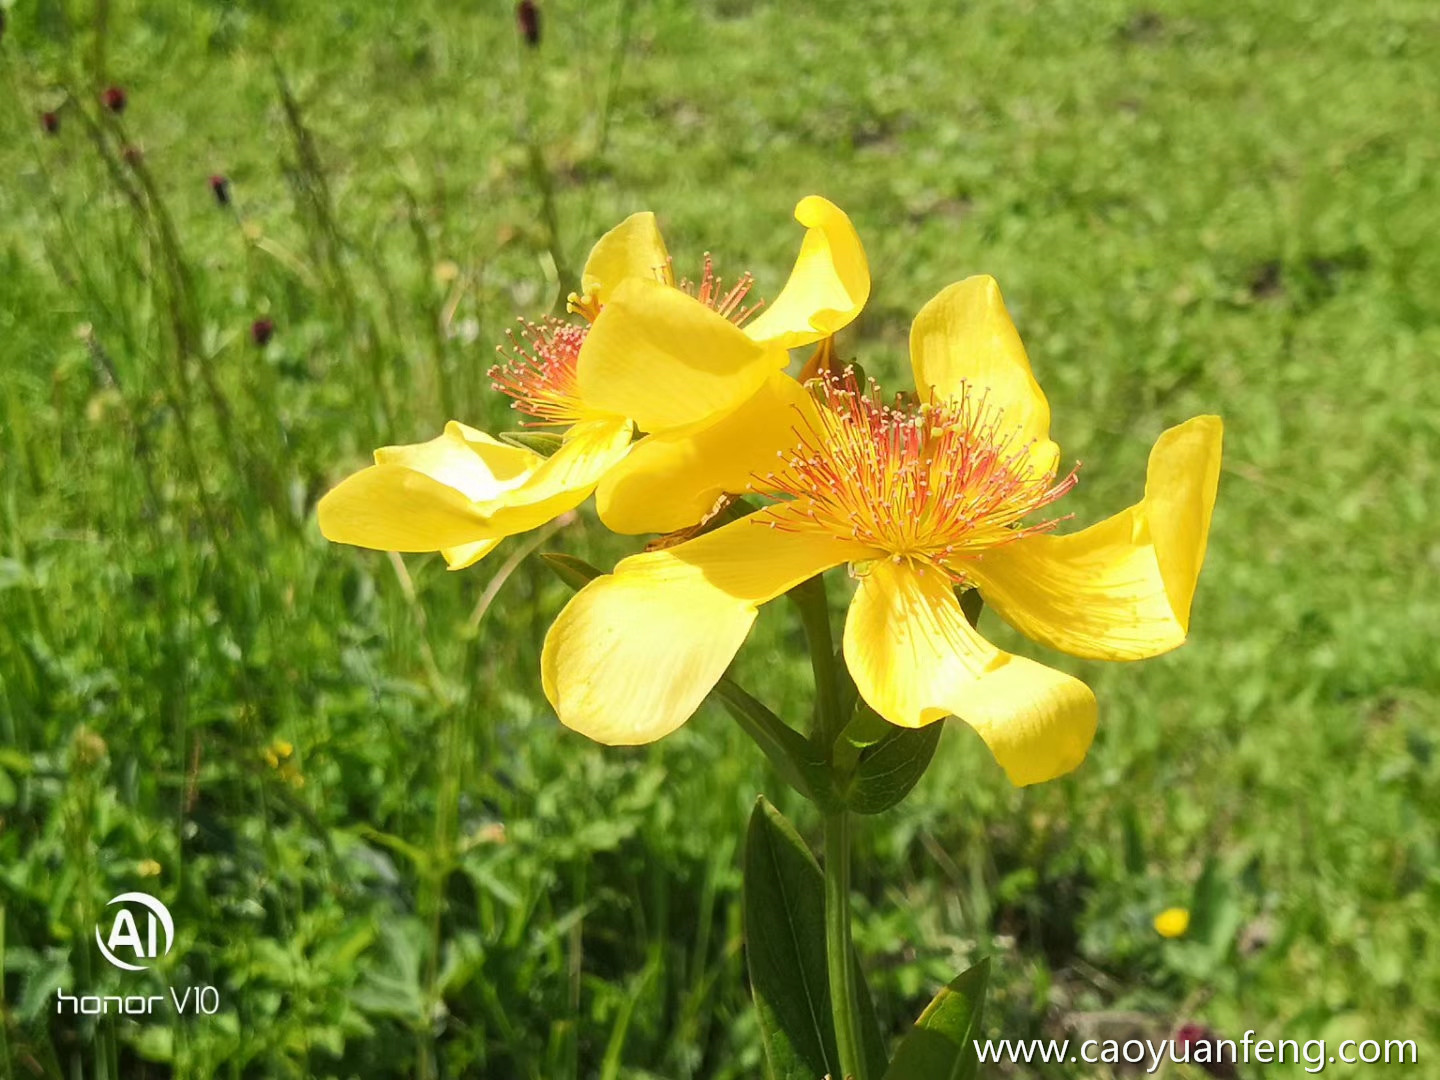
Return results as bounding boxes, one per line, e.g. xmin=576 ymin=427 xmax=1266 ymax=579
xmin=824 ymin=810 xmax=866 ymax=1080
xmin=791 ymin=574 xmax=843 ymax=747
xmin=795 ymin=572 xmax=868 ymax=1079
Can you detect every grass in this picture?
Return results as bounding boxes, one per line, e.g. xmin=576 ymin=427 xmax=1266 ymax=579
xmin=1 ymin=0 xmax=1438 ymax=1076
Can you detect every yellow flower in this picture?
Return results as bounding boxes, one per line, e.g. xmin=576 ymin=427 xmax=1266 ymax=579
xmin=318 ymin=196 xmax=869 ymax=567
xmin=137 ymin=858 xmax=163 ymax=878
xmin=1154 ymin=906 xmax=1191 ymax=938
xmin=542 ymin=276 xmax=1222 ymax=786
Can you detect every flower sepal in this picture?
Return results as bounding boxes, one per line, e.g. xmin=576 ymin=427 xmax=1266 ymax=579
xmin=835 ymin=700 xmax=944 ymax=816
xmin=498 ymin=430 xmax=565 ymax=458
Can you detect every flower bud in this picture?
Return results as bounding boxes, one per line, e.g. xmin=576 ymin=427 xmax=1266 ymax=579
xmin=122 ymin=144 xmax=142 ymax=166
xmin=251 ymin=318 xmax=275 ymax=347
xmin=41 ymin=111 xmax=60 ymax=136
xmin=1174 ymin=1025 xmax=1239 ymax=1079
xmin=101 ymin=85 xmax=127 ymax=113
xmin=516 ymin=0 xmax=541 ymax=46
xmin=210 ymin=174 xmax=231 ymax=206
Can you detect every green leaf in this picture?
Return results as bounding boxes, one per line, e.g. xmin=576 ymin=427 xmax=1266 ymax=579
xmin=1189 ymin=854 xmax=1242 ymax=962
xmin=883 ymin=958 xmax=990 ymax=1080
xmin=715 ymin=680 xmax=837 ymax=807
xmin=745 ymin=798 xmax=886 ymax=1080
xmin=745 ymin=797 xmax=840 ymax=1080
xmin=832 ymin=700 xmax=893 ymax=775
xmin=957 ymin=587 xmax=984 ymax=629
xmin=498 ymin=430 xmax=565 ymax=456
xmin=541 ymin=552 xmax=603 ymax=591
xmin=842 ymin=704 xmax=943 ymax=815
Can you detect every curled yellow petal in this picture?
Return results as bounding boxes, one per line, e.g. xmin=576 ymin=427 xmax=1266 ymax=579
xmin=579 ymin=210 xmax=670 ymax=307
xmin=318 ymin=418 xmax=631 ymax=558
xmin=576 ymin=277 xmax=786 ymax=432
xmin=542 ymin=517 xmax=869 ymax=744
xmin=473 ymin=417 xmax=634 ymax=536
xmin=374 ymin=422 xmax=540 ymax=501
xmin=317 ymin=464 xmax=495 ymax=553
xmin=441 ymin=538 xmax=503 ymax=571
xmin=742 ymin=195 xmax=870 ymax=350
xmin=965 ymin=415 xmax=1223 ymax=660
xmin=909 ymin=276 xmax=1055 ymax=468
xmin=596 ymin=372 xmax=814 ymax=535
xmin=842 ymin=558 xmax=1097 ymax=787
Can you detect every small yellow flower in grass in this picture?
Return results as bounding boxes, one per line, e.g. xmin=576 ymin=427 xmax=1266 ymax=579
xmin=1154 ymin=906 xmax=1191 ymax=938
xmin=262 ymin=738 xmax=293 ymax=769
xmin=543 ymin=276 xmax=1223 ymax=786
xmin=318 ymin=196 xmax=870 ymax=566
xmin=137 ymin=858 xmax=163 ymax=878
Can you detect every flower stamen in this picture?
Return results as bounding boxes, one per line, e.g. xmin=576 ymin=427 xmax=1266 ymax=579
xmin=490 ymin=317 xmax=589 ymax=427
xmin=677 ymin=254 xmax=765 ymax=327
xmin=755 ymin=370 xmax=1078 ymax=569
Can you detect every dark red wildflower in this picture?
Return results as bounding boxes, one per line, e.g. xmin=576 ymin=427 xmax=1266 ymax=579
xmin=1174 ymin=1024 xmax=1239 ymax=1079
xmin=251 ymin=319 xmax=275 ymax=347
xmin=41 ymin=111 xmax=60 ymax=136
xmin=516 ymin=0 xmax=541 ymax=47
xmin=210 ymin=175 xmax=231 ymax=207
xmin=101 ymin=86 xmax=127 ymax=114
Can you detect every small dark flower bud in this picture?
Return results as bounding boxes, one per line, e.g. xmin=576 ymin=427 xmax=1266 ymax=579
xmin=1174 ymin=1025 xmax=1239 ymax=1079
xmin=210 ymin=174 xmax=231 ymax=206
xmin=122 ymin=144 xmax=142 ymax=166
xmin=516 ymin=0 xmax=541 ymax=47
xmin=251 ymin=318 xmax=275 ymax=347
xmin=101 ymin=86 xmax=127 ymax=113
xmin=41 ymin=111 xmax=61 ymax=136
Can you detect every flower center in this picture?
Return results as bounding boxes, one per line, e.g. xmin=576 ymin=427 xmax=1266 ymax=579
xmin=756 ymin=370 xmax=1078 ymax=567
xmin=493 ymin=257 xmax=764 ymax=426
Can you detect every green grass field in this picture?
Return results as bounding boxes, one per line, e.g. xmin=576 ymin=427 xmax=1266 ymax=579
xmin=2 ymin=0 xmax=1438 ymax=1076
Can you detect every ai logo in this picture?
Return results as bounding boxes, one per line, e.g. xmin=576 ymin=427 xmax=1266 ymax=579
xmin=95 ymin=892 xmax=175 ymax=971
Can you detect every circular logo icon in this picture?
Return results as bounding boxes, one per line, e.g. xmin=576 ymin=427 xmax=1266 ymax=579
xmin=95 ymin=892 xmax=175 ymax=971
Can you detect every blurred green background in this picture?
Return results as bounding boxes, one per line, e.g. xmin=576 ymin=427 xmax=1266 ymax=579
xmin=1 ymin=0 xmax=1437 ymax=1076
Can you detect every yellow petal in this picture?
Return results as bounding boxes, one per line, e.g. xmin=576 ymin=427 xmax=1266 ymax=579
xmin=317 ymin=464 xmax=493 ymax=552
xmin=542 ymin=517 xmax=869 ymax=744
xmin=373 ymin=422 xmax=541 ymax=502
xmin=965 ymin=415 xmax=1223 ymax=660
xmin=474 ymin=417 xmax=634 ymax=535
xmin=442 ymin=538 xmax=503 ymax=571
xmin=319 ymin=419 xmax=631 ymax=557
xmin=842 ymin=558 xmax=1097 ymax=786
xmin=909 ymin=276 xmax=1055 ymax=467
xmin=742 ymin=196 xmax=871 ymax=350
xmin=596 ymin=371 xmax=815 ymax=535
xmin=575 ymin=277 xmax=786 ymax=432
xmin=579 ymin=210 xmax=670 ymax=306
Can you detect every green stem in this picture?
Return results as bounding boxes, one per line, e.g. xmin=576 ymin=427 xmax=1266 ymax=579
xmin=791 ymin=574 xmax=843 ymax=747
xmin=795 ymin=572 xmax=868 ymax=1079
xmin=824 ymin=810 xmax=867 ymax=1080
